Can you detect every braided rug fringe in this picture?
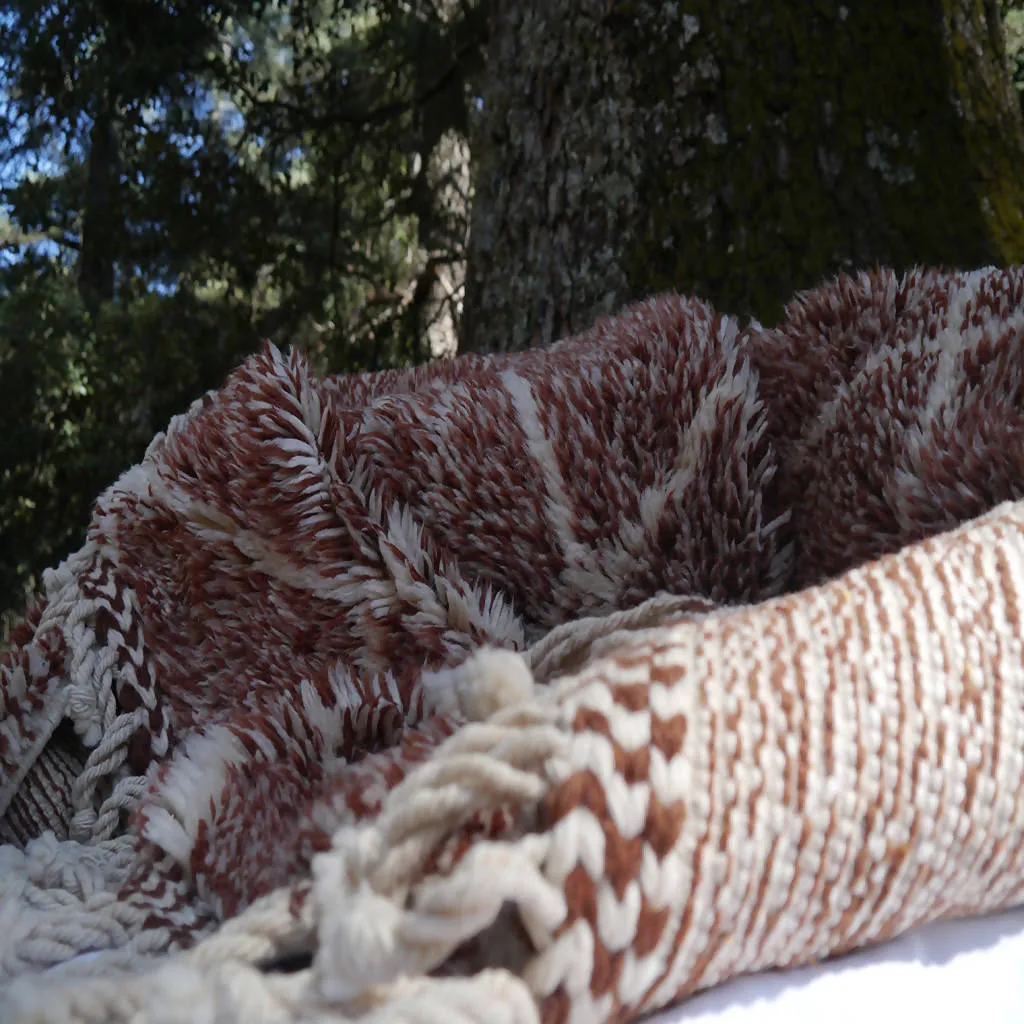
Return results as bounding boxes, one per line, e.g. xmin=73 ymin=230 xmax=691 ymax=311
xmin=0 ymin=593 xmax=698 ymax=991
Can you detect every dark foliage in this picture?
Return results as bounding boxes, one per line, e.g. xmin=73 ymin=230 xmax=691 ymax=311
xmin=0 ymin=0 xmax=487 ymax=624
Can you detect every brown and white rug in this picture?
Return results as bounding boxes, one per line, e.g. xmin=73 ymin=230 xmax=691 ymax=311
xmin=3 ymin=266 xmax=1024 ymax=1023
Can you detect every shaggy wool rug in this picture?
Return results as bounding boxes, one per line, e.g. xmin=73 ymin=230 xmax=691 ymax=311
xmin=2 ymin=265 xmax=1024 ymax=1023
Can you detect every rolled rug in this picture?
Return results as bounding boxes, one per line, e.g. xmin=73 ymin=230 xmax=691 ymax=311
xmin=3 ymin=265 xmax=1024 ymax=1022
xmin=8 ymin=497 xmax=1024 ymax=1023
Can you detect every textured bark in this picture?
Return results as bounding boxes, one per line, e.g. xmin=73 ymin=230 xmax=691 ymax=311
xmin=461 ymin=0 xmax=1024 ymax=352
xmin=78 ymin=103 xmax=121 ymax=317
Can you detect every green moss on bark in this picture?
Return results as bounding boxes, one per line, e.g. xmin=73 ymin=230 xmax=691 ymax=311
xmin=625 ymin=0 xmax=1024 ymax=321
xmin=463 ymin=0 xmax=1024 ymax=351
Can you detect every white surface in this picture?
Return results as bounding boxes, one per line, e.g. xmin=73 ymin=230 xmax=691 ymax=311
xmin=650 ymin=907 xmax=1024 ymax=1023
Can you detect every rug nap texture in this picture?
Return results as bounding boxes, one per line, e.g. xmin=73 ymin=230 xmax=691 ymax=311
xmin=3 ymin=266 xmax=1024 ymax=1023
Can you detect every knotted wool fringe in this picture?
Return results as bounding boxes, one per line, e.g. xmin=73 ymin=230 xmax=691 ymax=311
xmin=4 ymin=265 xmax=1024 ymax=1022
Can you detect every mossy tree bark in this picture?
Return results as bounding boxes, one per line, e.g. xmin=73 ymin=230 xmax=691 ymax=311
xmin=461 ymin=0 xmax=1024 ymax=353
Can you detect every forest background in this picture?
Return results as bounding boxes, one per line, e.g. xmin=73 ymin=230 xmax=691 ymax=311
xmin=2 ymin=0 xmax=1024 ymax=627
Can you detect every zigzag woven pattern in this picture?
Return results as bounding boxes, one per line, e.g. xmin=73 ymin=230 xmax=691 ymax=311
xmin=2 ymin=266 xmax=1024 ymax=1022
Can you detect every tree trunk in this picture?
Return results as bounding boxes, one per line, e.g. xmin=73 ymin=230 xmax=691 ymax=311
xmin=461 ymin=0 xmax=1024 ymax=353
xmin=78 ymin=102 xmax=120 ymax=317
xmin=408 ymin=3 xmax=474 ymax=360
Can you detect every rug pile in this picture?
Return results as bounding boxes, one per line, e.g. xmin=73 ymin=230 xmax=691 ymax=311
xmin=3 ymin=266 xmax=1024 ymax=1023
